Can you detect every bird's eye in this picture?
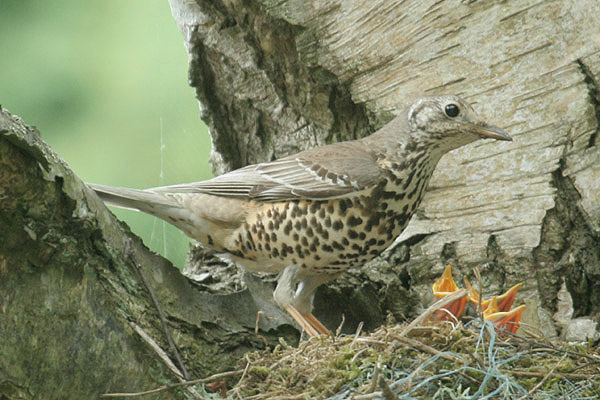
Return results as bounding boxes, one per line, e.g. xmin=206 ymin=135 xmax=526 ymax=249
xmin=444 ymin=104 xmax=460 ymax=118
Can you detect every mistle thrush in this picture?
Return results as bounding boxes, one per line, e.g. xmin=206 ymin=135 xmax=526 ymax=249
xmin=89 ymin=95 xmax=511 ymax=336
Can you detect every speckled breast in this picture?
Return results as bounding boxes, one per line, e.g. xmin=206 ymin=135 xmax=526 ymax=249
xmin=228 ymin=167 xmax=433 ymax=274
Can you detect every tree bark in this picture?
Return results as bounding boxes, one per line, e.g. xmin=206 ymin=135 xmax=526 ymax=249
xmin=0 ymin=112 xmax=297 ymax=398
xmin=2 ymin=0 xmax=600 ymax=398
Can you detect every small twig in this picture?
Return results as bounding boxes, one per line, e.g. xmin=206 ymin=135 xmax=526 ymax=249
xmin=510 ymin=369 xmax=593 ymax=380
xmin=130 ymin=322 xmax=183 ymax=379
xmin=254 ymin=311 xmax=269 ymax=349
xmin=124 ymin=239 xmax=189 ymax=380
xmin=238 ymin=354 xmax=252 ymax=385
xmin=351 ymin=321 xmax=364 ymax=347
xmin=473 ymin=267 xmax=483 ymax=315
xmin=335 ymin=314 xmax=346 ymax=338
xmin=367 ymin=358 xmax=381 ymax=393
xmin=351 ymin=392 xmax=383 ymax=400
xmin=125 ymin=323 xmax=203 ymax=399
xmin=398 ymin=289 xmax=468 ymax=337
xmin=268 ymin=393 xmax=310 ymax=400
xmin=101 ymin=369 xmax=244 ymax=398
xmin=389 ymin=333 xmax=464 ymax=364
xmin=350 ymin=348 xmax=369 ymax=364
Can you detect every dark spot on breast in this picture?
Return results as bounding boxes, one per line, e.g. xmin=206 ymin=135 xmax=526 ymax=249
xmin=348 ymin=230 xmax=358 ymax=239
xmin=271 ymin=232 xmax=277 ymax=242
xmin=342 ymin=237 xmax=349 ymax=246
xmin=407 ymin=184 xmax=419 ymax=200
xmin=309 ymin=202 xmax=319 ymax=214
xmin=301 ymin=217 xmax=308 ymax=229
xmin=295 ymin=244 xmax=304 ymax=258
xmin=382 ymin=191 xmax=396 ymax=200
xmin=403 ymin=170 xmax=415 ymax=189
xmin=265 ymin=243 xmax=271 ymax=251
xmin=228 ymin=249 xmax=244 ymax=258
xmin=293 ymin=233 xmax=299 ymax=241
xmin=294 ymin=221 xmax=301 ymax=230
xmin=348 ymin=216 xmax=363 ymax=227
xmin=332 ymin=241 xmax=344 ymax=250
xmin=321 ymin=244 xmax=333 ymax=252
xmin=301 ymin=237 xmax=309 ymax=247
xmin=358 ymin=232 xmax=366 ymax=240
xmin=338 ymin=199 xmax=351 ymax=216
xmin=247 ymin=235 xmax=255 ymax=250
xmin=319 ymin=229 xmax=329 ymax=240
xmin=306 ymin=227 xmax=314 ymax=237
xmin=292 ymin=202 xmax=300 ymax=215
xmin=318 ymin=207 xmax=326 ymax=219
xmin=267 ymin=221 xmax=274 ymax=231
xmin=324 ymin=216 xmax=332 ymax=228
xmin=284 ymin=221 xmax=292 ymax=235
xmin=332 ymin=220 xmax=343 ymax=231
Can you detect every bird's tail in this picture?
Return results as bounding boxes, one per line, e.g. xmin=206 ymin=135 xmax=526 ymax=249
xmin=87 ymin=183 xmax=181 ymax=217
xmin=88 ymin=183 xmax=245 ymax=249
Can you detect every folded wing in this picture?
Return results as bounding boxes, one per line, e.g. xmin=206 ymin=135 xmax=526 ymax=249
xmin=152 ymin=141 xmax=384 ymax=201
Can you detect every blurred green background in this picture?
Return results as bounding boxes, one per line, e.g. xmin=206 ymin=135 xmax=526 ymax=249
xmin=0 ymin=0 xmax=213 ymax=268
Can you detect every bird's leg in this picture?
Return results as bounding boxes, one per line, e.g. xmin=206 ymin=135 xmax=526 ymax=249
xmin=274 ymin=265 xmax=337 ymax=337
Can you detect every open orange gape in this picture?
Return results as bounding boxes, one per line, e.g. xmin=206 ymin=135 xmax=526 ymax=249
xmin=430 ymin=265 xmax=525 ymax=334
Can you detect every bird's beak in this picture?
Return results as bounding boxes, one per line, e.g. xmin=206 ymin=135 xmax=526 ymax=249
xmin=471 ymin=122 xmax=512 ymax=141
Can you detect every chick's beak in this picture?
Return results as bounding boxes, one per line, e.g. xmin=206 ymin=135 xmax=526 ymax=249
xmin=471 ymin=122 xmax=512 ymax=141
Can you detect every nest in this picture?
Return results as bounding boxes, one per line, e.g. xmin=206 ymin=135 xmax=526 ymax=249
xmin=224 ymin=319 xmax=598 ymax=400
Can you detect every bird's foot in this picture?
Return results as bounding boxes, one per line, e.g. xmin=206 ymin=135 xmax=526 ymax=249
xmin=284 ymin=305 xmax=332 ymax=337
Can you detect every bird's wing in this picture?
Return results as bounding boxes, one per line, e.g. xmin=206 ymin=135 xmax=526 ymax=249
xmin=152 ymin=141 xmax=384 ymax=201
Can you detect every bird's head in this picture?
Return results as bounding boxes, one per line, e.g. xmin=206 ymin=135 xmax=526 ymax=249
xmin=407 ymin=95 xmax=511 ymax=151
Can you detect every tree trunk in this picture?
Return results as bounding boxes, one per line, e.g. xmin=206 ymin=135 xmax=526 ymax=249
xmin=2 ymin=0 xmax=599 ymax=398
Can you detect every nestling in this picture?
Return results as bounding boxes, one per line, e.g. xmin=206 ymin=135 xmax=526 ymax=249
xmin=89 ymin=95 xmax=511 ymax=336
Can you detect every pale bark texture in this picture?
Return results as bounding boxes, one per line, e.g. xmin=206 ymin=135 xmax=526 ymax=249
xmin=1 ymin=0 xmax=600 ymax=398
